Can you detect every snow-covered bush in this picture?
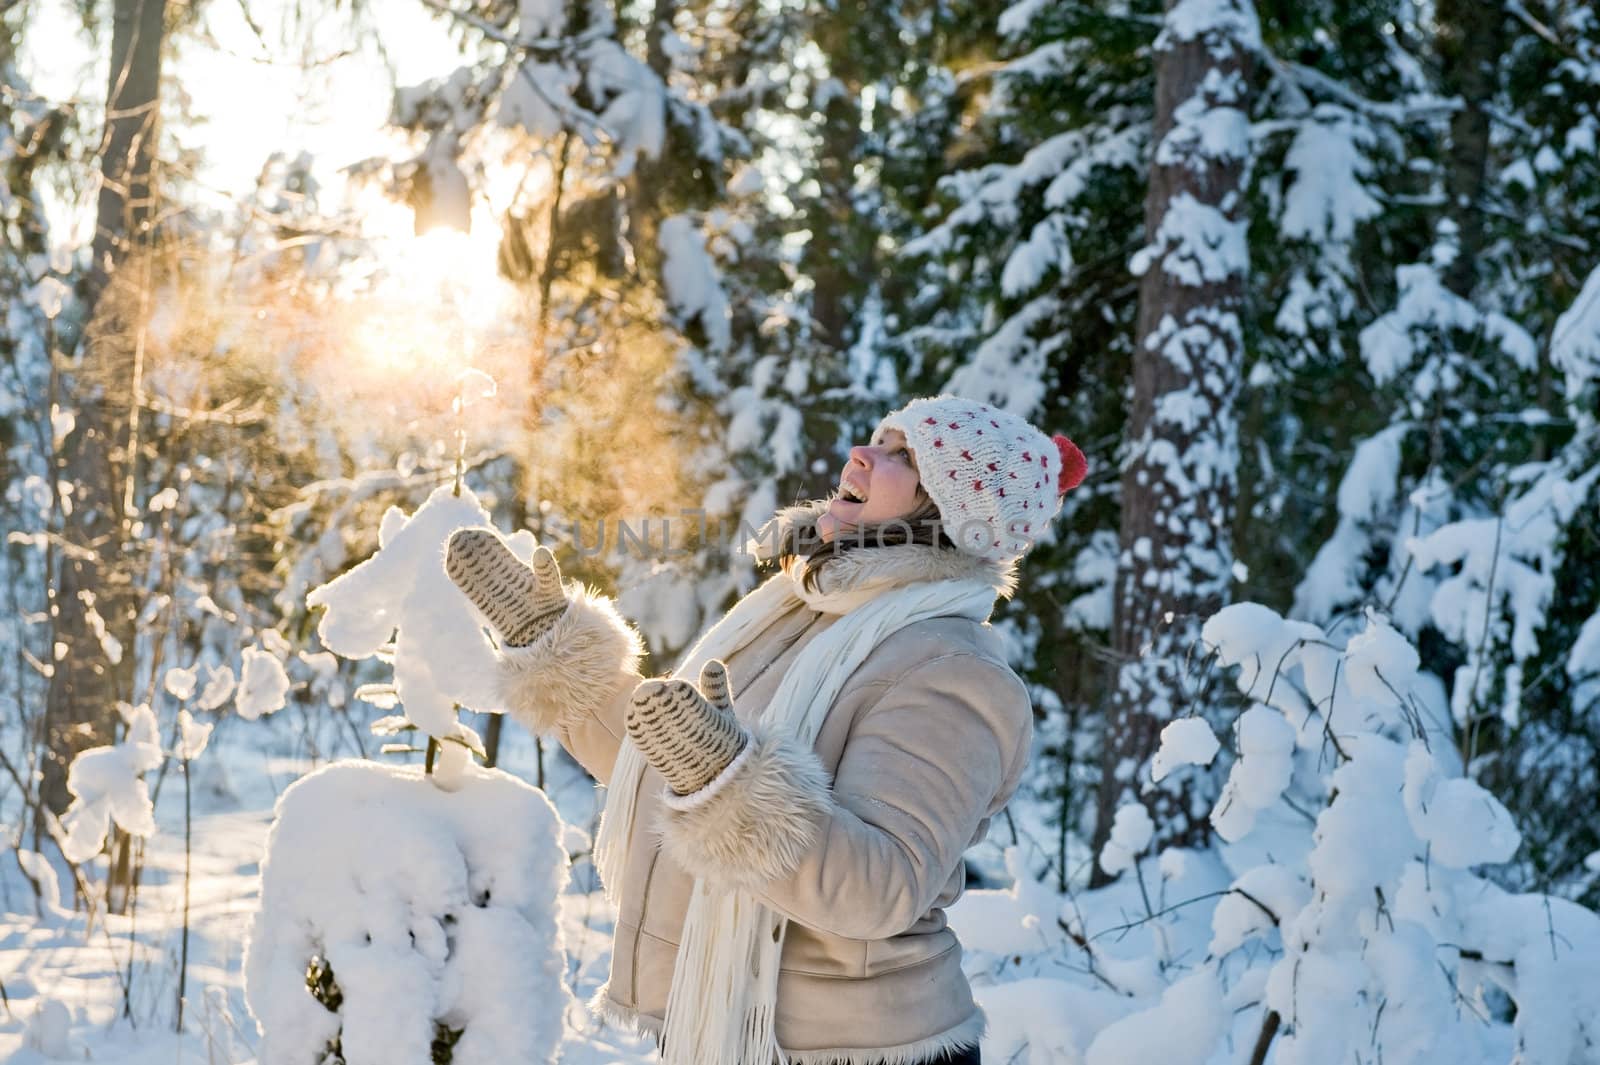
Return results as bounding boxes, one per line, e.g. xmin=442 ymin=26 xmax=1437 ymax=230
xmin=1196 ymin=603 xmax=1598 ymax=1065
xmin=953 ymin=601 xmax=1600 ymax=1065
xmin=243 ymin=760 xmax=572 ymax=1065
xmin=244 ymin=479 xmax=577 ymax=1064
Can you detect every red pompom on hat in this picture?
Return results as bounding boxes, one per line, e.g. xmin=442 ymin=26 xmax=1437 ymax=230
xmin=1053 ymin=434 xmax=1087 ymax=494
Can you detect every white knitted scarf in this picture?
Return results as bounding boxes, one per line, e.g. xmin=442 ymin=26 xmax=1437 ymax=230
xmin=592 ymin=552 xmax=999 ymax=1065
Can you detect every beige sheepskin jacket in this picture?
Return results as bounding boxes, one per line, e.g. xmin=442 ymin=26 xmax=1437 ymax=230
xmin=495 ymin=503 xmax=1034 ymax=1065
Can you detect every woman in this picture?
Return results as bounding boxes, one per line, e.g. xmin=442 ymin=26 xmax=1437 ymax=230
xmin=446 ymin=395 xmax=1086 ymax=1065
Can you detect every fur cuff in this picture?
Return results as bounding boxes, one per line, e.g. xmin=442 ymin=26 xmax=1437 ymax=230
xmin=495 ymin=583 xmax=645 ymax=735
xmin=653 ymin=726 xmax=832 ymax=891
xmin=587 ymin=984 xmax=663 ymax=1040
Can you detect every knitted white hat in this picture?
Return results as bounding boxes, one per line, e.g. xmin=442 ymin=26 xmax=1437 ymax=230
xmin=875 ymin=395 xmax=1087 ymax=562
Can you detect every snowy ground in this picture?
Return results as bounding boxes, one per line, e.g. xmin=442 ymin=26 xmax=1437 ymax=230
xmin=4 ymin=610 xmax=1586 ymax=1065
xmin=0 ymin=720 xmax=661 ymax=1065
xmin=0 ymin=708 xmax=1108 ymax=1065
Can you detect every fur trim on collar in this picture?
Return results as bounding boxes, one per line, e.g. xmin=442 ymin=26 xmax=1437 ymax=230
xmin=748 ymin=499 xmax=1019 ymax=601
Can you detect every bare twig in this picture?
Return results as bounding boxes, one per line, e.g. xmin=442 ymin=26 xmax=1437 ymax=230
xmin=1053 ymin=916 xmax=1126 ymax=995
xmin=1248 ymin=1009 xmax=1281 ymax=1065
xmin=1230 ymin=886 xmax=1281 ymax=927
xmin=176 ymin=746 xmax=193 ymax=1033
xmin=1462 ymin=505 xmax=1506 ymax=767
xmin=1090 ymin=888 xmax=1235 ymax=943
xmin=1312 ymin=657 xmax=1352 ymax=765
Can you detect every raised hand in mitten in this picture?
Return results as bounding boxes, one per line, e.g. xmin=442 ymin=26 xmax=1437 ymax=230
xmin=625 ymin=660 xmax=750 ymax=796
xmin=446 ymin=529 xmax=568 ymax=648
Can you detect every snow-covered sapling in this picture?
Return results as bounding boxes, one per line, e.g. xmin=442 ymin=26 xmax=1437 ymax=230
xmin=243 ymin=761 xmax=572 ymax=1065
xmin=247 ymin=476 xmax=574 ymax=1063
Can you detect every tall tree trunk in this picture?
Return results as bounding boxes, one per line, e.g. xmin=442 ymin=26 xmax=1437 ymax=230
xmin=804 ymin=87 xmax=865 ymax=355
xmin=87 ymin=0 xmax=167 ymax=303
xmin=4 ymin=7 xmax=68 ymax=855
xmin=1 ymin=12 xmax=66 ymax=265
xmin=622 ymin=0 xmax=677 ymax=282
xmin=793 ymin=39 xmax=874 ymax=501
xmin=1435 ymin=0 xmax=1503 ymax=299
xmin=39 ymin=0 xmax=167 ymax=833
xmin=643 ymin=0 xmax=674 ymax=105
xmin=1090 ymin=0 xmax=1257 ymax=884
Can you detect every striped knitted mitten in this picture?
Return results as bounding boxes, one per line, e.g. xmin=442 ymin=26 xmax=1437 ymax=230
xmin=445 ymin=529 xmax=569 ymax=648
xmin=625 ymin=660 xmax=750 ymax=796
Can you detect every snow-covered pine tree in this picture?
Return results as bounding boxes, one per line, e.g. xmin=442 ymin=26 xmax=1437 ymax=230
xmin=866 ymin=0 xmax=1463 ymax=887
xmin=1412 ymin=0 xmax=1600 ymax=905
xmin=1091 ymin=0 xmax=1258 ymax=874
xmin=871 ymin=0 xmax=1155 ymax=884
xmin=612 ymin=0 xmax=831 ymax=647
xmin=1289 ymin=0 xmax=1600 ymax=903
xmin=1233 ymin=0 xmax=1439 ymax=610
xmin=389 ymin=0 xmax=830 ymax=667
xmin=645 ymin=0 xmax=945 ymax=608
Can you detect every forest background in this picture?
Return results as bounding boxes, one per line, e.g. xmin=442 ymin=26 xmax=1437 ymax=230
xmin=2 ymin=0 xmax=1600 ymax=1061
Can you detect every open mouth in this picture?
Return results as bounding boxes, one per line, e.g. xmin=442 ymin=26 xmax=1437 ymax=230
xmin=838 ymin=484 xmax=867 ymax=504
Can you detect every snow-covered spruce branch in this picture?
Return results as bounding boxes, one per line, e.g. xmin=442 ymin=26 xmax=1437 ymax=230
xmin=418 ymin=0 xmax=615 ymax=54
xmin=416 ymin=0 xmax=619 ymax=146
xmin=1256 ymin=47 xmax=1457 ymax=125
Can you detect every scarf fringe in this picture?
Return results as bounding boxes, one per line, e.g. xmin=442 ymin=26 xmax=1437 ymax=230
xmin=660 ymin=882 xmax=787 ymax=1065
xmin=592 ymin=741 xmax=645 ymax=910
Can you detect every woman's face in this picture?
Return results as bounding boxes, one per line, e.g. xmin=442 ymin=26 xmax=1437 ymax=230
xmin=817 ymin=428 xmax=924 ymax=543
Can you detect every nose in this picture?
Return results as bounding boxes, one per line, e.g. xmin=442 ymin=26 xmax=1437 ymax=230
xmin=848 ymin=445 xmax=874 ymax=470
